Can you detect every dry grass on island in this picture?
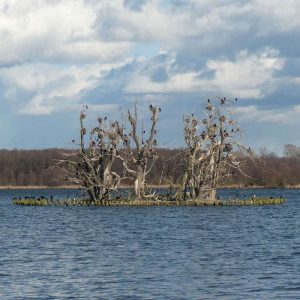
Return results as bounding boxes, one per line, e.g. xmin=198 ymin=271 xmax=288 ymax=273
xmin=13 ymin=196 xmax=285 ymax=207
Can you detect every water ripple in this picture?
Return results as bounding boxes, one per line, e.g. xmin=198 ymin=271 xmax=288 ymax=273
xmin=0 ymin=188 xmax=299 ymax=299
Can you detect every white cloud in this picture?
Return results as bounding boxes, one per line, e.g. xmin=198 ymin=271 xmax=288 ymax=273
xmin=206 ymin=48 xmax=284 ymax=98
xmin=124 ymin=48 xmax=284 ymax=98
xmin=0 ymin=61 xmax=128 ymax=115
xmin=125 ymin=70 xmax=202 ymax=94
xmin=0 ymin=0 xmax=131 ymax=64
xmin=0 ymin=0 xmax=298 ymax=118
xmin=95 ymin=0 xmax=300 ymax=47
xmin=1 ymin=0 xmax=299 ymax=66
xmin=19 ymin=94 xmax=54 ymax=115
xmin=235 ymin=105 xmax=300 ymax=124
xmin=253 ymin=0 xmax=300 ymax=34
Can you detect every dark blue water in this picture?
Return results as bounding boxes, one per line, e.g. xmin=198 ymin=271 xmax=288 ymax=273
xmin=1 ymin=189 xmax=299 ymax=299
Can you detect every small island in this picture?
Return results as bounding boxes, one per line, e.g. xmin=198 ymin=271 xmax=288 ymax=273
xmin=13 ymin=98 xmax=285 ymax=207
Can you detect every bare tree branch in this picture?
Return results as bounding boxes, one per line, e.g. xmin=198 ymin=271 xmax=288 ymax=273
xmin=55 ymin=107 xmax=122 ymax=203
xmin=179 ymin=98 xmax=252 ymax=201
xmin=117 ymin=104 xmax=161 ymax=199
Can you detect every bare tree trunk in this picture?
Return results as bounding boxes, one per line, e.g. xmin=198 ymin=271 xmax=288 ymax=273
xmin=207 ymin=152 xmax=216 ymax=202
xmin=210 ymin=188 xmax=217 ymax=202
xmin=134 ymin=164 xmax=145 ymax=199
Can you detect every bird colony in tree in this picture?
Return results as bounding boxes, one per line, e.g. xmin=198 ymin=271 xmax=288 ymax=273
xmin=56 ymin=98 xmax=251 ymax=203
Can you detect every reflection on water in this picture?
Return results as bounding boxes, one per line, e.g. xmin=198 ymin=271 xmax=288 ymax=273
xmin=0 ymin=188 xmax=299 ymax=299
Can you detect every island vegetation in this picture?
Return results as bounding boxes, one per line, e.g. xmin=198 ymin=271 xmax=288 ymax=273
xmin=7 ymin=98 xmax=288 ymax=206
xmin=53 ymin=98 xmax=251 ymax=204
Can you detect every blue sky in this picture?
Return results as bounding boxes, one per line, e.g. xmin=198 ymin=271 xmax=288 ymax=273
xmin=1 ymin=0 xmax=300 ymax=154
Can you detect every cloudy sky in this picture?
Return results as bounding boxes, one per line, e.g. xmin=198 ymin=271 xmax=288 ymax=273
xmin=1 ymin=0 xmax=300 ymax=154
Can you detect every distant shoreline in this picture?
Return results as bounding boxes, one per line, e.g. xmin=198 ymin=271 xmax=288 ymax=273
xmin=1 ymin=184 xmax=300 ymax=190
xmin=0 ymin=185 xmax=80 ymax=190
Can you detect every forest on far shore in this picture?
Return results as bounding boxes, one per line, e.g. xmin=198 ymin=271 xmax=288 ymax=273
xmin=1 ymin=144 xmax=300 ymax=188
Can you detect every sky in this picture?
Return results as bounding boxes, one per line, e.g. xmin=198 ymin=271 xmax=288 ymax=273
xmin=1 ymin=0 xmax=300 ymax=154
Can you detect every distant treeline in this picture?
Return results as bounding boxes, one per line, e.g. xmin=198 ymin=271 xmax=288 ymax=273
xmin=1 ymin=145 xmax=300 ymax=188
xmin=0 ymin=149 xmax=64 ymax=186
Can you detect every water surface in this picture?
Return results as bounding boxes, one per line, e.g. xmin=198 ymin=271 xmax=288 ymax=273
xmin=0 ymin=188 xmax=299 ymax=299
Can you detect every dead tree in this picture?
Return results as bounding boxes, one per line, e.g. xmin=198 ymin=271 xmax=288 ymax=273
xmin=57 ymin=107 xmax=122 ymax=203
xmin=179 ymin=98 xmax=251 ymax=201
xmin=116 ymin=104 xmax=160 ymax=199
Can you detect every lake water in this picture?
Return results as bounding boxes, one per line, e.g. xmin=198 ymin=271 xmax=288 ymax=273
xmin=0 ymin=188 xmax=299 ymax=299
